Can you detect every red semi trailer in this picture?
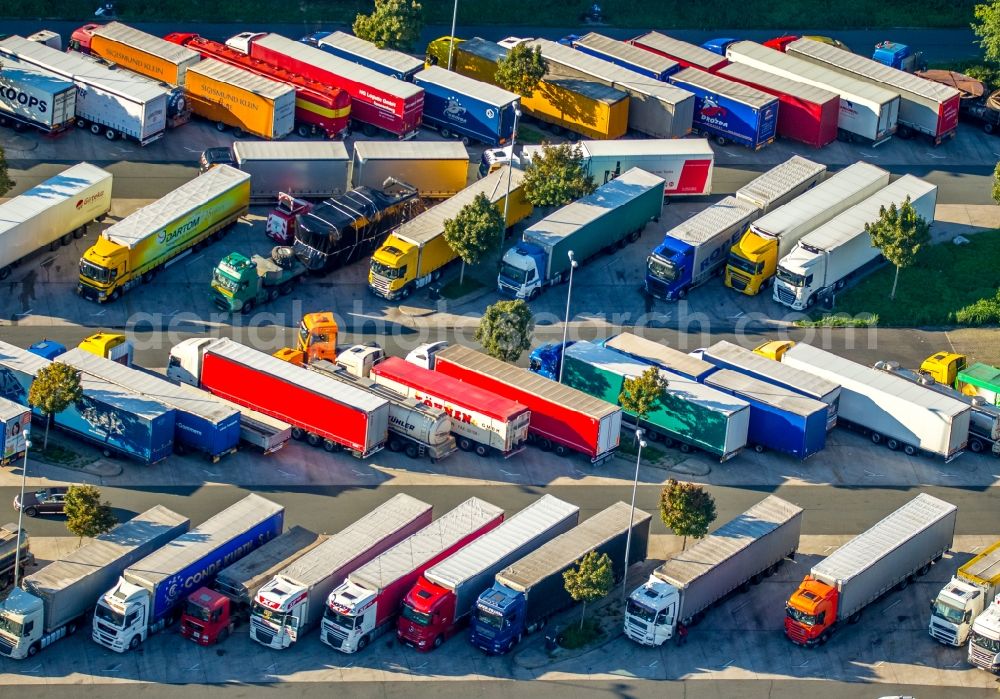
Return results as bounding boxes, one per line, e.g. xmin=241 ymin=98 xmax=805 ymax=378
xmin=430 ymin=345 xmax=622 ymax=463
xmin=167 ymin=337 xmax=389 ymax=457
xmin=226 ymin=32 xmax=423 ymax=139
xmin=164 ymin=32 xmax=351 ymax=139
xmin=630 ymin=32 xmax=728 ymax=72
xmin=717 ymin=62 xmax=839 ymax=148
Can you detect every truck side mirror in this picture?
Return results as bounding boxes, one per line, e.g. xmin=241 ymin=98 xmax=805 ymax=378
xmin=966 ymin=610 xmax=973 ymax=623
xmin=929 ymin=599 xmax=935 ymax=610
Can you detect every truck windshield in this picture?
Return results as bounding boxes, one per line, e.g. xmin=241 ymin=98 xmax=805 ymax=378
xmin=184 ymin=601 xmax=212 ymax=623
xmin=646 ymin=256 xmax=677 ymax=282
xmin=323 ymin=607 xmax=359 ymax=630
xmin=776 ymin=267 xmax=806 ymax=288
xmin=401 ymin=604 xmax=432 ymax=627
xmin=931 ymin=599 xmax=966 ymax=625
xmin=784 ymin=605 xmax=817 ymax=626
xmin=972 ymin=630 xmax=1000 ymax=653
xmin=79 ymin=259 xmax=111 ymax=284
xmin=727 ymin=252 xmax=763 ymax=276
xmin=0 ymin=614 xmax=23 ymax=637
xmin=625 ymin=599 xmax=658 ymax=623
xmin=499 ymin=263 xmax=527 ymax=285
xmin=212 ymin=270 xmax=239 ymax=294
xmin=250 ymin=602 xmax=287 ymax=627
xmin=94 ymin=603 xmax=125 ymax=628
xmin=370 ymin=261 xmax=401 ymax=279
xmin=473 ymin=608 xmax=503 ymax=630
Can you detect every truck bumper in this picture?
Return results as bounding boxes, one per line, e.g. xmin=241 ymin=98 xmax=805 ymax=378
xmin=77 ymin=283 xmax=106 ymax=302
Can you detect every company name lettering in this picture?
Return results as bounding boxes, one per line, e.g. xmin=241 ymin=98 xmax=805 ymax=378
xmin=165 ymin=538 xmax=260 ymax=602
xmin=358 ymin=88 xmax=399 ymax=111
xmin=198 ymin=81 xmax=262 ymax=112
xmin=413 ymin=392 xmax=472 ymax=424
xmin=157 ymin=216 xmax=201 ymax=246
xmin=77 ymin=191 xmax=106 ymax=209
xmin=388 ymin=414 xmax=418 ymax=433
xmin=0 ymin=86 xmax=48 ymax=113
xmin=700 ymin=115 xmax=729 ymax=129
xmin=102 ymin=46 xmax=165 ymax=78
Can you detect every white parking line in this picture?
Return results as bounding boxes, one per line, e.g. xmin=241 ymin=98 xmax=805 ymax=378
xmin=884 ymin=599 xmax=901 ymax=612
xmin=186 ymin=254 xmax=204 ymax=266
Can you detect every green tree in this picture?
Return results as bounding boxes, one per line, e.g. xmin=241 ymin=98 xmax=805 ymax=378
xmin=28 ymin=363 xmax=82 ymax=449
xmin=64 ymin=484 xmax=117 ymax=547
xmin=475 ymin=299 xmax=533 ymax=363
xmin=353 ymin=0 xmax=424 ymax=51
xmin=444 ymin=192 xmax=505 ymax=285
xmin=659 ymin=479 xmax=717 ymax=550
xmin=973 ymin=0 xmax=1000 ymax=64
xmin=0 ymin=144 xmax=14 ymax=197
xmin=523 ymin=143 xmax=597 ymax=207
xmin=993 ymin=162 xmax=1000 ymax=205
xmin=619 ymin=366 xmax=669 ymax=423
xmin=563 ymin=550 xmax=613 ymax=630
xmin=865 ymin=197 xmax=931 ymax=301
xmin=495 ymin=43 xmax=546 ymax=98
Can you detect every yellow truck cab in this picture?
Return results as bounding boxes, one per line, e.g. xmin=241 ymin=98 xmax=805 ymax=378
xmin=725 ymin=231 xmax=776 ymax=295
xmin=78 ymin=332 xmax=134 ymax=366
xmin=425 ymin=36 xmax=464 ymax=68
xmin=920 ymin=352 xmax=968 ymax=387
xmin=753 ymin=340 xmax=796 ymax=361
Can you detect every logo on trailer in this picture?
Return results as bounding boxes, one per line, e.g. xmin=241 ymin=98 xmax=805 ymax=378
xmin=76 ymin=191 xmax=106 ymax=210
xmin=699 ymin=97 xmax=729 ymax=128
xmin=0 ymin=86 xmax=47 ymax=113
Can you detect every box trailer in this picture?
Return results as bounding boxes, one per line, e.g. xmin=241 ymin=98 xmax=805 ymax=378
xmin=700 ymin=340 xmax=841 ymax=429
xmin=0 ymin=34 xmax=168 ymax=144
xmin=0 ymin=340 xmax=175 ymax=464
xmin=228 ymin=32 xmax=423 ymax=139
xmin=70 ymin=22 xmax=201 ymax=86
xmin=725 ymin=41 xmax=899 ymax=145
xmin=779 ymin=342 xmax=971 ymax=460
xmin=57 ymin=348 xmax=241 ymax=462
xmin=398 ymin=495 xmax=579 ymax=650
xmin=0 ymin=506 xmax=187 ymax=659
xmin=774 ymin=175 xmax=937 ymax=311
xmin=432 ymin=344 xmax=622 ymax=463
xmin=630 ymin=32 xmax=728 ymax=72
xmin=602 ymin=332 xmax=716 ymax=381
xmin=786 ymin=493 xmax=957 ymax=645
xmin=310 ymin=31 xmax=423 ymax=81
xmin=560 ymin=341 xmax=750 ymax=460
xmin=414 ymin=66 xmax=520 ymax=146
xmin=371 ymin=356 xmax=531 ymax=457
xmin=499 ymin=167 xmax=664 ymax=299
xmin=717 ymin=61 xmax=839 ymax=148
xmin=200 ymin=141 xmax=350 ymax=202
xmin=93 ymin=495 xmax=284 ymax=653
xmin=352 ymin=141 xmax=469 ymax=198
xmin=703 ymin=368 xmax=828 ymax=459
xmin=0 ymin=54 xmax=76 ymax=133
xmin=529 ymin=38 xmax=695 ymax=139
xmin=733 ymin=155 xmax=826 ymax=214
xmin=785 ymin=38 xmax=960 ymax=144
xmin=169 ymin=337 xmax=389 ymax=457
xmin=0 ymin=162 xmax=112 ymax=280
xmin=250 ymin=494 xmax=431 ymax=649
xmin=471 ymin=502 xmax=651 ymax=654
xmin=571 ymin=32 xmax=679 ymax=82
xmin=625 ymin=495 xmax=802 ymax=646
xmin=726 ymin=161 xmax=889 ymax=296
xmin=668 ymin=67 xmax=778 ymax=149
xmin=184 ymin=58 xmax=295 ymax=139
xmin=0 ymin=397 xmax=30 ymax=466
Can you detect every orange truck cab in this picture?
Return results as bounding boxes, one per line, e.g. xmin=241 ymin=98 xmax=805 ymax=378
xmin=180 ymin=587 xmax=239 ymax=645
xmin=784 ymin=575 xmax=840 ymax=645
xmin=274 ymin=311 xmax=339 ymax=366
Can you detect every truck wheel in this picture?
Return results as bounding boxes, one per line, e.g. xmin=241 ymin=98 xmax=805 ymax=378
xmin=918 ymin=563 xmax=931 ymax=576
xmin=554 ymin=444 xmax=569 ymax=457
xmin=322 ymin=439 xmax=338 ymax=452
xmin=969 ymin=439 xmax=984 ymax=454
xmin=291 ymin=427 xmax=305 ymax=440
xmin=903 ymin=444 xmax=917 ymax=457
xmin=27 ymin=643 xmax=39 ymax=658
xmin=538 ymin=439 xmax=553 ymax=452
xmin=753 ymin=444 xmax=766 ymax=454
xmin=848 ymin=611 xmax=862 ymax=624
xmin=628 ymin=230 xmax=641 ymax=243
xmin=306 ymin=433 xmax=321 ymax=447
xmin=279 ymin=282 xmax=295 ymax=296
xmin=240 ymin=300 xmax=255 ymax=314
xmin=440 ymin=127 xmax=452 ymax=138
xmin=474 ymin=444 xmax=489 ymax=458
xmin=676 ymin=288 xmax=687 ymax=300
xmin=109 ymin=289 xmax=121 ymax=302
xmin=215 ymin=122 xmax=228 ymax=132
xmin=218 ymin=626 xmax=230 ymax=643
xmin=528 ymin=289 xmax=540 ymax=301
xmin=984 ymin=122 xmax=995 ymax=135
xmin=50 ymin=239 xmax=61 ymax=252
xmin=433 ymin=635 xmax=443 ymax=648
xmin=267 ymin=288 xmax=279 ymax=302
xmin=679 ymin=443 xmax=692 ymax=454
xmin=129 ymin=636 xmax=141 ymax=650
xmin=358 ymin=635 xmax=369 ymax=650
xmin=715 ymin=136 xmax=727 ymax=146
xmin=91 ymin=123 xmax=102 ymax=135
xmin=870 ymin=432 xmax=882 ymax=445
xmin=818 ymin=631 xmax=830 ymax=645
xmin=389 ymin=438 xmax=403 ymax=452
xmin=896 ymin=576 xmax=910 ymax=591
xmin=458 ymin=438 xmax=473 ymax=452
xmin=405 ymin=444 xmax=419 ymax=459
xmin=105 ymin=129 xmax=117 ymax=141
xmin=77 ymin=119 xmax=87 ymax=129
xmin=363 ymin=123 xmax=377 ymax=137
xmin=461 ymin=136 xmax=471 ymax=146
xmin=805 ymin=295 xmax=816 ymax=309
xmin=67 ymin=621 xmax=78 ymax=635
xmin=886 ymin=438 xmax=899 ymax=451
xmin=399 ymin=285 xmax=411 ymax=300
xmin=61 ymin=233 xmax=73 ymax=246
xmin=297 ymin=124 xmax=311 ymax=138
xmin=0 ymin=266 xmax=10 ymax=281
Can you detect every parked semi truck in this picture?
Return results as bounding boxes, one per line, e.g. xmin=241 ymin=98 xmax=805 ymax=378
xmin=778 ymin=343 xmax=971 ymax=460
xmin=322 ymin=497 xmax=504 ymax=653
xmin=625 ymin=495 xmax=802 ymax=646
xmin=93 ymin=495 xmax=283 ymax=653
xmin=0 ymin=506 xmax=188 ymax=659
xmin=0 ymin=54 xmax=76 ymax=134
xmin=786 ymin=38 xmax=959 ymax=144
xmin=0 ymin=398 xmax=30 ymax=467
xmin=167 ymin=337 xmax=389 ymax=457
xmin=200 ymin=141 xmax=351 ymax=202
xmin=668 ymin=67 xmax=778 ymax=149
xmin=371 ymin=356 xmax=531 ymax=458
xmin=559 ymin=340 xmax=750 ymax=460
xmin=0 ymin=162 xmax=112 ymax=280
xmin=970 ymin=598 xmax=1000 ymax=672
xmin=78 ymin=165 xmax=250 ymax=303
xmin=725 ymin=161 xmax=890 ymax=296
xmin=369 ymin=166 xmax=532 ymax=300
xmin=601 ymin=332 xmax=715 ymax=380
xmin=499 ymin=167 xmax=664 ymax=299
xmin=0 ymin=34 xmax=170 ymax=144
xmin=431 ymin=344 xmax=623 ymax=463
xmin=70 ymin=22 xmax=200 ymax=86
xmin=415 ymin=66 xmax=520 ymax=146
xmin=570 ymin=32 xmax=680 ymax=82
xmin=786 ymin=493 xmax=957 ymax=646
xmin=250 ymin=494 xmax=431 ymax=650
xmin=471 ymin=502 xmax=651 ymax=654
xmin=725 ymin=41 xmax=899 ymax=145
xmin=306 ymin=31 xmax=423 ymax=81
xmin=774 ymin=175 xmax=937 ymax=310
xmin=180 ymin=526 xmax=325 ymax=645
xmin=929 ymin=539 xmax=1000 ymax=646
xmin=397 ymin=495 xmax=579 ymax=651
xmin=0 ymin=522 xmax=30 ymax=588
xmin=0 ymin=340 xmax=176 ymax=464
xmin=646 ymin=156 xmax=824 ymax=300
xmin=352 ymin=141 xmax=469 ymax=198
xmin=631 ymin=32 xmax=728 ymax=72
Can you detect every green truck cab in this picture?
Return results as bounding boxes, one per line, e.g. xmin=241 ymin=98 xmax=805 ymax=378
xmin=211 ymin=248 xmax=305 ymax=313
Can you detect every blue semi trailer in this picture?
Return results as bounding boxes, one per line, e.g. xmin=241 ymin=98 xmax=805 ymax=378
xmin=569 ymin=32 xmax=679 ymax=82
xmin=668 ymin=67 xmax=778 ymax=149
xmin=301 ymin=30 xmax=423 ymax=81
xmin=414 ymin=66 xmax=520 ymax=146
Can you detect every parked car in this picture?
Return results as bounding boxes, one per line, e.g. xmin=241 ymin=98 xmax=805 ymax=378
xmin=14 ymin=487 xmax=68 ymax=517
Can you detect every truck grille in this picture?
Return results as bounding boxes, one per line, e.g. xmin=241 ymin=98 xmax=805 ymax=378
xmin=970 ymin=644 xmax=996 ymax=668
xmin=775 ymin=286 xmax=795 ymax=305
xmin=785 ymin=624 xmax=809 ymax=644
xmin=0 ymin=636 xmax=13 ymax=656
xmin=929 ymin=622 xmax=957 ymax=645
xmin=77 ymin=285 xmax=100 ymax=301
xmin=728 ymin=273 xmax=748 ymax=291
xmin=324 ymin=627 xmax=348 ymax=649
xmin=250 ymin=621 xmax=275 ymax=645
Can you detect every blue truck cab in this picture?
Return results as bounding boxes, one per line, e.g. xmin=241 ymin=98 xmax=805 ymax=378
xmin=872 ymin=41 xmax=925 ymax=72
xmin=469 ymin=582 xmax=524 ymax=654
xmin=300 ymin=31 xmax=331 ymax=46
xmin=27 ymin=340 xmax=67 ymax=360
xmin=498 ymin=242 xmax=549 ymax=299
xmin=528 ymin=342 xmax=574 ymax=380
xmin=644 ymin=236 xmax=696 ymax=301
xmin=701 ymin=38 xmax=740 ymax=55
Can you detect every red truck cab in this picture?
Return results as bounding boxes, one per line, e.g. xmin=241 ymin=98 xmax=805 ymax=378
xmin=397 ymin=576 xmax=456 ymax=650
xmin=68 ymin=24 xmax=98 ymax=53
xmin=180 ymin=587 xmax=234 ymax=645
xmin=266 ymin=193 xmax=312 ymax=245
xmin=784 ymin=575 xmax=838 ymax=645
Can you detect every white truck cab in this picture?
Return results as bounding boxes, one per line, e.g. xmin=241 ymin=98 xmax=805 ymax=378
xmin=92 ymin=578 xmax=149 ymax=653
xmin=166 ymin=337 xmax=216 ymax=386
xmin=335 ymin=345 xmax=386 ymax=378
xmin=623 ymin=575 xmax=678 ymax=646
xmin=249 ymin=575 xmax=310 ymax=650
xmin=321 ymin=580 xmax=377 ymax=653
xmin=497 ymin=245 xmax=541 ymax=299
xmin=970 ymin=598 xmax=1000 ymax=672
xmin=773 ymin=246 xmax=820 ymax=310
xmin=930 ymin=578 xmax=986 ymax=646
xmin=0 ymin=588 xmax=46 ymax=659
xmin=405 ymin=342 xmax=449 ymax=370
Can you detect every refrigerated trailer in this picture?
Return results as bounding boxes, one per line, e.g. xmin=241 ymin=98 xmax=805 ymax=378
xmin=200 ymin=141 xmax=350 ymax=202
